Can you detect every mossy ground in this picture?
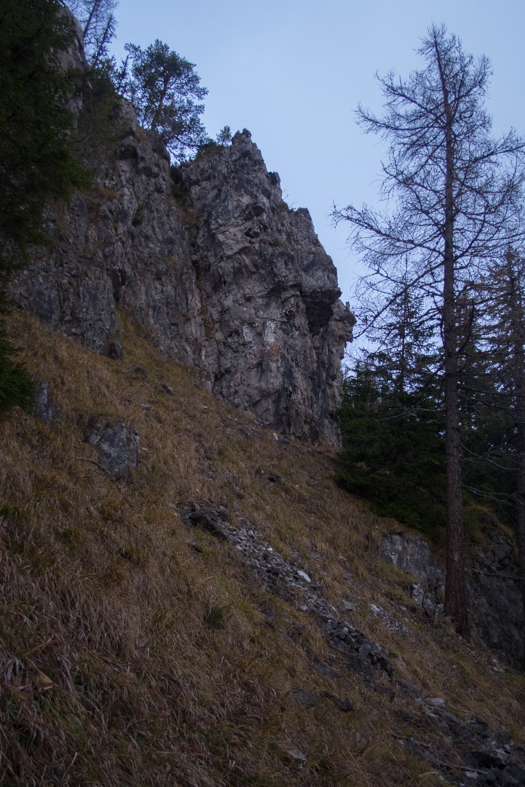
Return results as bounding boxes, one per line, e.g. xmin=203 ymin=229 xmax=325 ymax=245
xmin=0 ymin=308 xmax=523 ymax=786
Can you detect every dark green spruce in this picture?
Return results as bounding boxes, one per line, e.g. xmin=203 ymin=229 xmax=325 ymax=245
xmin=0 ymin=0 xmax=91 ymax=415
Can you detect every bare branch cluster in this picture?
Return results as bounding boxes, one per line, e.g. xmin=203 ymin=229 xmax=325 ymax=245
xmin=63 ymin=0 xmax=118 ymax=66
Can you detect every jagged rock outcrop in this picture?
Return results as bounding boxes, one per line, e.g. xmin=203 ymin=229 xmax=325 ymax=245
xmin=379 ymin=527 xmax=524 ymax=667
xmin=85 ymin=419 xmax=140 ymax=481
xmin=11 ymin=113 xmax=353 ymax=444
xmin=179 ymin=501 xmax=389 ymax=677
xmin=181 ymin=131 xmax=354 ymax=443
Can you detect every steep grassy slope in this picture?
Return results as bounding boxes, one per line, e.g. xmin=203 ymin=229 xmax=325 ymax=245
xmin=0 ymin=308 xmax=524 ymax=787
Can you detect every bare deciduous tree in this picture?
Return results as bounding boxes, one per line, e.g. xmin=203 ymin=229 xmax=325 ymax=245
xmin=63 ymin=0 xmax=117 ymax=65
xmin=333 ymin=24 xmax=525 ymax=635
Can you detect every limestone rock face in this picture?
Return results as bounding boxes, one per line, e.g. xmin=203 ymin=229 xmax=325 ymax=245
xmin=58 ymin=7 xmax=87 ymax=72
xmin=379 ymin=528 xmax=524 ymax=667
xmin=378 ymin=532 xmax=443 ymax=616
xmin=181 ymin=130 xmax=355 ymax=444
xmin=466 ymin=523 xmax=524 ymax=667
xmin=85 ymin=419 xmax=140 ymax=481
xmin=11 ymin=115 xmax=353 ymax=445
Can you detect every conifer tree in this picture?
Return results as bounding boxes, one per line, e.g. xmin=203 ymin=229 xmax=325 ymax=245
xmin=123 ymin=39 xmax=208 ymax=162
xmin=337 ymin=287 xmax=445 ymax=536
xmin=465 ymin=252 xmax=525 ymax=659
xmin=333 ymin=25 xmax=525 ymax=635
xmin=0 ymin=0 xmax=91 ymax=415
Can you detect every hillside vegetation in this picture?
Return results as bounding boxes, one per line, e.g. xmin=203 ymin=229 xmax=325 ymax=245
xmin=0 ymin=308 xmax=523 ymax=786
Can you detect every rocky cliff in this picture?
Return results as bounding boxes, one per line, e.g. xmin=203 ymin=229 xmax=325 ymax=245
xmin=379 ymin=524 xmax=524 ymax=668
xmin=11 ymin=102 xmax=354 ymax=445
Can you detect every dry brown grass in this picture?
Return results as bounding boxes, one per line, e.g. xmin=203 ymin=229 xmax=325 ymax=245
xmin=0 ymin=308 xmax=523 ymax=786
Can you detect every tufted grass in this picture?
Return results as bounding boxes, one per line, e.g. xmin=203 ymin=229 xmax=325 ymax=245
xmin=0 ymin=307 xmax=523 ymax=786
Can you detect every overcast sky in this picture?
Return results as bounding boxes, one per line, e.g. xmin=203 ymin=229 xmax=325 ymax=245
xmin=109 ymin=0 xmax=525 ymax=306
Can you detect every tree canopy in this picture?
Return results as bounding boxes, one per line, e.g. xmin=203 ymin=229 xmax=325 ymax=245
xmin=123 ymin=39 xmax=208 ymax=162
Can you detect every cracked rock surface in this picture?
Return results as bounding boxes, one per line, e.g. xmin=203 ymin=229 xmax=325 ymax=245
xmin=85 ymin=419 xmax=140 ymax=481
xmin=33 ymin=380 xmax=60 ymax=425
xmin=178 ymin=502 xmax=388 ymax=676
xmin=11 ymin=106 xmax=354 ymax=446
xmin=379 ymin=528 xmax=524 ymax=668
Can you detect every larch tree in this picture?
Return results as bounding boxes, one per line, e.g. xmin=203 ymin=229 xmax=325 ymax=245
xmin=333 ymin=24 xmax=525 ymax=635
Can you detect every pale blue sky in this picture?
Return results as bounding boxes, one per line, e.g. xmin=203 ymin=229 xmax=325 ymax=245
xmin=109 ymin=0 xmax=525 ymax=304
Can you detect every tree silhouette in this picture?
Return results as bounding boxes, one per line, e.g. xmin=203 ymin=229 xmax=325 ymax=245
xmin=333 ymin=25 xmax=525 ymax=635
xmin=123 ymin=40 xmax=207 ymax=162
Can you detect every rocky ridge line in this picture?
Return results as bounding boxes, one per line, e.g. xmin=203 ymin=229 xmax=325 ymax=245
xmin=11 ymin=75 xmax=354 ymax=445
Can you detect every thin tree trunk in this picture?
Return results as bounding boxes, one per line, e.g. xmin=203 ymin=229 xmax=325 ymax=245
xmin=82 ymin=0 xmax=101 ymax=39
xmin=151 ymin=79 xmax=169 ymax=132
xmin=443 ymin=307 xmax=469 ymax=636
xmin=516 ymin=429 xmax=525 ymax=668
xmin=508 ymin=261 xmax=525 ymax=666
xmin=438 ymin=50 xmax=469 ymax=636
xmin=91 ymin=14 xmax=112 ymax=68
